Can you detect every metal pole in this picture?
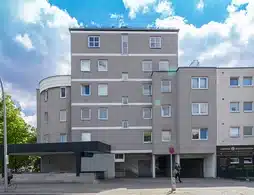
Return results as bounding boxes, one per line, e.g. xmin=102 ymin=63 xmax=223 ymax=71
xmin=0 ymin=78 xmax=8 ymax=191
xmin=170 ymin=153 xmax=173 ymax=186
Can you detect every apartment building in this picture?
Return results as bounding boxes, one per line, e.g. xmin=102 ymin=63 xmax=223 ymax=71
xmin=36 ymin=27 xmax=219 ymax=179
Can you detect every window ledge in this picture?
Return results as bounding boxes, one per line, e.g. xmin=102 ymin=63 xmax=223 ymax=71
xmin=244 ymin=135 xmax=254 ymax=137
xmin=81 ymin=118 xmax=91 ymax=121
xmin=143 ymin=142 xmax=152 ymax=144
xmin=243 ymin=85 xmax=254 ymax=87
xmin=229 ymin=85 xmax=240 ymax=88
xmin=230 ymin=111 xmax=240 ymax=113
xmin=192 ymin=139 xmax=208 ymax=141
xmin=191 ymin=88 xmax=208 ymax=90
xmin=229 ymin=136 xmax=240 ymax=138
xmin=243 ymin=111 xmax=253 ymax=113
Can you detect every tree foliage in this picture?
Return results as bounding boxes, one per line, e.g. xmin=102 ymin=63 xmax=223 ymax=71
xmin=0 ymin=94 xmax=38 ymax=171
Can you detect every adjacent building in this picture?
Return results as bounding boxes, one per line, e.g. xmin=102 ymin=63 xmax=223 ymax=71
xmin=36 ymin=27 xmax=254 ymax=179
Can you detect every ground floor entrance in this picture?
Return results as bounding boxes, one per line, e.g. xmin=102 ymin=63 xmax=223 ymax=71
xmin=180 ymin=158 xmax=204 ymax=178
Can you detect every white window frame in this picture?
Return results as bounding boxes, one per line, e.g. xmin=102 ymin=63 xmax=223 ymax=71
xmin=122 ymin=72 xmax=128 ymax=81
xmin=97 ymin=60 xmax=108 ymax=72
xmin=121 ymin=35 xmax=128 ymax=55
xmin=244 ymin=157 xmax=253 ymax=164
xmin=191 ymin=128 xmax=208 ymax=140
xmin=81 ymin=108 xmax=91 ymax=120
xmin=162 ymin=130 xmax=171 ymax=142
xmin=81 ymin=84 xmax=91 ymax=96
xmin=60 ymin=134 xmax=67 ymax=142
xmin=122 ymin=96 xmax=128 ymax=105
xmin=143 ymin=108 xmax=152 ymax=119
xmin=229 ymin=127 xmax=240 ymax=138
xmin=142 ymin=60 xmax=152 ymax=72
xmin=192 ymin=103 xmax=208 ymax=115
xmin=80 ymin=60 xmax=91 ymax=72
xmin=161 ymin=105 xmax=172 ymax=117
xmin=243 ymin=126 xmax=253 ymax=137
xmin=44 ymin=90 xmax=48 ymax=102
xmin=230 ymin=77 xmax=239 ymax=87
xmin=88 ymin=36 xmax=100 ymax=48
xmin=98 ymin=84 xmax=108 ymax=96
xmin=243 ymin=101 xmax=253 ymax=112
xmin=143 ymin=131 xmax=152 ymax=143
xmin=60 ymin=87 xmax=66 ymax=98
xmin=143 ymin=84 xmax=152 ymax=96
xmin=59 ymin=110 xmax=67 ymax=122
xmin=230 ymin=102 xmax=240 ymax=113
xmin=243 ymin=77 xmax=253 ymax=86
xmin=161 ymin=80 xmax=171 ymax=93
xmin=150 ymin=36 xmax=161 ymax=49
xmin=98 ymin=107 xmax=108 ymax=120
xmin=191 ymin=77 xmax=208 ymax=89
xmin=114 ymin=154 xmax=125 ymax=162
xmin=81 ymin=132 xmax=91 ymax=141
xmin=159 ymin=61 xmax=169 ymax=71
xmin=230 ymin=158 xmax=239 ymax=165
xmin=122 ymin=120 xmax=129 ymax=129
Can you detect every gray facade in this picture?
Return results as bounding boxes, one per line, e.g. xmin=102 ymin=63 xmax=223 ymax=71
xmin=37 ymin=28 xmax=221 ymax=179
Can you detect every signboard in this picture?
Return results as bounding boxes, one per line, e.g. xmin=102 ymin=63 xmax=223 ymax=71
xmin=169 ymin=146 xmax=175 ymax=154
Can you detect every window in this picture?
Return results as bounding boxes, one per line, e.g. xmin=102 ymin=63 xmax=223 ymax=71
xmin=60 ymin=110 xmax=67 ymax=122
xmin=230 ymin=77 xmax=239 ymax=87
xmin=80 ymin=60 xmax=90 ymax=72
xmin=230 ymin=158 xmax=239 ymax=164
xmin=122 ymin=96 xmax=128 ymax=105
xmin=44 ymin=134 xmax=49 ymax=143
xmin=44 ymin=90 xmax=48 ymax=102
xmin=243 ymin=77 xmax=253 ymax=86
xmin=81 ymin=108 xmax=91 ymax=120
xmin=81 ymin=84 xmax=91 ymax=96
xmin=143 ymin=108 xmax=152 ymax=119
xmin=60 ymin=87 xmax=66 ymax=98
xmin=122 ymin=120 xmax=129 ymax=128
xmin=244 ymin=157 xmax=253 ymax=164
xmin=161 ymin=80 xmax=171 ymax=92
xmin=143 ymin=84 xmax=152 ymax=95
xmin=192 ymin=103 xmax=208 ymax=115
xmin=82 ymin=133 xmax=91 ymax=141
xmin=159 ymin=61 xmax=169 ymax=71
xmin=230 ymin=102 xmax=240 ymax=112
xmin=44 ymin=112 xmax=48 ymax=123
xmin=98 ymin=84 xmax=108 ymax=96
xmin=244 ymin=126 xmax=253 ymax=136
xmin=98 ymin=107 xmax=108 ymax=120
xmin=230 ymin=127 xmax=240 ymax=138
xmin=150 ymin=37 xmax=161 ymax=48
xmin=88 ymin=36 xmax=100 ymax=48
xmin=162 ymin=130 xmax=171 ymax=142
xmin=115 ymin=154 xmax=125 ymax=162
xmin=192 ymin=128 xmax=208 ymax=140
xmin=142 ymin=61 xmax=152 ymax=72
xmin=143 ymin=131 xmax=152 ymax=143
xmin=98 ymin=60 xmax=108 ymax=71
xmin=191 ymin=77 xmax=208 ymax=89
xmin=122 ymin=72 xmax=128 ymax=81
xmin=244 ymin=102 xmax=253 ymax=112
xmin=121 ymin=35 xmax=128 ymax=54
xmin=161 ymin=105 xmax=172 ymax=117
xmin=60 ymin=134 xmax=67 ymax=142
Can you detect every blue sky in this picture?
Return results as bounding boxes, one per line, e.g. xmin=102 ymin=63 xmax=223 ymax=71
xmin=0 ymin=0 xmax=253 ymax=126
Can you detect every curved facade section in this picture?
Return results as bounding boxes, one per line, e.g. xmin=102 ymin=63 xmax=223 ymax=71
xmin=39 ymin=75 xmax=71 ymax=93
xmin=37 ymin=75 xmax=71 ymax=143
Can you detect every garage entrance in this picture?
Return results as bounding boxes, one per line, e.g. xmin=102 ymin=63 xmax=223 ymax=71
xmin=180 ymin=158 xmax=204 ymax=178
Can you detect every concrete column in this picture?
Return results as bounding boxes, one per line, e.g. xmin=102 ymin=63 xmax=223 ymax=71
xmin=175 ymin=154 xmax=180 ymax=164
xmin=152 ymin=154 xmax=156 ymax=178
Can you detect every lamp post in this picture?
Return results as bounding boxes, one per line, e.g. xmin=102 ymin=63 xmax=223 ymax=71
xmin=0 ymin=78 xmax=8 ymax=191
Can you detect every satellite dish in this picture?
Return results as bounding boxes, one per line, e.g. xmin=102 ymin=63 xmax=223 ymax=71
xmin=189 ymin=60 xmax=200 ymax=67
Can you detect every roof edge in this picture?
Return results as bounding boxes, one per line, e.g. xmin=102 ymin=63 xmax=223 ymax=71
xmin=69 ymin=28 xmax=180 ymax=32
xmin=39 ymin=75 xmax=71 ymax=84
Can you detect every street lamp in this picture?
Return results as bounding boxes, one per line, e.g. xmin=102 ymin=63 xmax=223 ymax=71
xmin=0 ymin=78 xmax=8 ymax=191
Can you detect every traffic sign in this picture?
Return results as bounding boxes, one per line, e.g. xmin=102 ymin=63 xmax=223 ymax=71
xmin=169 ymin=146 xmax=175 ymax=154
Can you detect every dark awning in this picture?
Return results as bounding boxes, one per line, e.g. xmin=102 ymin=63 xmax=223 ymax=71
xmin=0 ymin=141 xmax=111 ymax=156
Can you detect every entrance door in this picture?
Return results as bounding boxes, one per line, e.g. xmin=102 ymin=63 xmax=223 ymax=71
xmin=180 ymin=158 xmax=204 ymax=178
xmin=138 ymin=160 xmax=151 ymax=177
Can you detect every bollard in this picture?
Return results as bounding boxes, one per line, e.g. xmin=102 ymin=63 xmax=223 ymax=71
xmin=171 ymin=177 xmax=176 ymax=191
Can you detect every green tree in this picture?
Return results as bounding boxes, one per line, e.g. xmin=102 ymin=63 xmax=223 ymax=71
xmin=0 ymin=94 xmax=38 ymax=172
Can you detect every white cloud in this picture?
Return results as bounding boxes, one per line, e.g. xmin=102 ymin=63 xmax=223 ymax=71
xmin=14 ymin=33 xmax=34 ymax=50
xmin=196 ymin=0 xmax=205 ymax=11
xmin=155 ymin=0 xmax=254 ymax=67
xmin=110 ymin=13 xmax=126 ymax=27
xmin=155 ymin=0 xmax=174 ymax=17
xmin=122 ymin=0 xmax=157 ymax=19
